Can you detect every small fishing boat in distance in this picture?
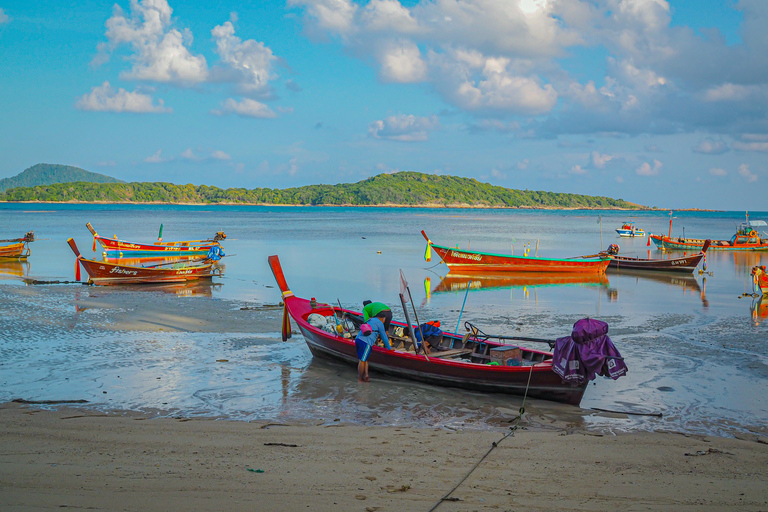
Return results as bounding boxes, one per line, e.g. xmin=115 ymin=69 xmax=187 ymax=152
xmin=421 ymin=230 xmax=609 ymax=273
xmin=86 ymin=222 xmax=226 ymax=255
xmin=268 ymin=254 xmax=627 ymax=406
xmin=616 ymin=221 xmax=645 ymax=238
xmin=607 ymin=240 xmax=710 ymax=273
xmin=0 ymin=232 xmax=35 ymax=260
xmin=67 ymin=238 xmax=221 ymax=285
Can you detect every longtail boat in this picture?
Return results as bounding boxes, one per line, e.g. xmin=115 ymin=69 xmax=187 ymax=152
xmin=86 ymin=222 xmax=226 ymax=255
xmin=615 ymin=221 xmax=645 ymax=238
xmin=607 ymin=240 xmax=710 ymax=273
xmin=268 ymin=255 xmax=627 ymax=406
xmin=68 ymin=238 xmax=221 ymax=285
xmin=421 ymin=230 xmax=609 ymax=273
xmin=753 ymin=266 xmax=768 ymax=296
xmin=0 ymin=232 xmax=35 ymax=259
xmin=650 ymin=213 xmax=768 ymax=251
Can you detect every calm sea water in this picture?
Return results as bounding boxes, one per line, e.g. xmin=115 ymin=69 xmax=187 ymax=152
xmin=1 ymin=204 xmax=766 ymax=436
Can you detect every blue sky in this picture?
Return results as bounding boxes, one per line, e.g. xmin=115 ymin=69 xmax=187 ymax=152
xmin=1 ymin=0 xmax=766 ymax=210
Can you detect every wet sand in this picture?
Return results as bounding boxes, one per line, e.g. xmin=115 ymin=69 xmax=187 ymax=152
xmin=2 ymin=402 xmax=767 ymax=512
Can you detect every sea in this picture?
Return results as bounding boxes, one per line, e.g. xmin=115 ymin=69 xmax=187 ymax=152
xmin=1 ymin=203 xmax=766 ymax=437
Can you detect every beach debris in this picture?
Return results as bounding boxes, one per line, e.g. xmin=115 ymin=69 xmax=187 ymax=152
xmin=12 ymin=398 xmax=88 ymax=405
xmin=263 ymin=442 xmax=298 ymax=447
xmin=383 ymin=484 xmax=411 ymax=493
xmin=355 ymin=495 xmax=367 ymax=500
xmin=684 ymin=448 xmax=727 ymax=456
xmin=216 ymin=359 xmax=229 ymax=362
xmin=247 ymin=468 xmax=264 ymax=473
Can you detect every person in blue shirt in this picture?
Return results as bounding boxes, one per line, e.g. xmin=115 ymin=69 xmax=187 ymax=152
xmin=355 ymin=313 xmax=392 ymax=382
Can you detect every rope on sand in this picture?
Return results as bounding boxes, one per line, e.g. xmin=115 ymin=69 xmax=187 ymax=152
xmin=427 ymin=365 xmax=534 ymax=512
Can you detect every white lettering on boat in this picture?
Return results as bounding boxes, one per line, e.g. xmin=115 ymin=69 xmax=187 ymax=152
xmin=109 ymin=267 xmax=138 ymax=275
xmin=450 ymin=250 xmax=482 ymax=262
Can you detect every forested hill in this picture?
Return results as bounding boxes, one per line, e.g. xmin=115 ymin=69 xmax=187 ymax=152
xmin=0 ymin=171 xmax=642 ymax=209
xmin=0 ymin=164 xmax=123 ymax=192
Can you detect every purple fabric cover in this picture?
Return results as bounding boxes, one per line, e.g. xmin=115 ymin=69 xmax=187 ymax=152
xmin=552 ymin=318 xmax=628 ymax=385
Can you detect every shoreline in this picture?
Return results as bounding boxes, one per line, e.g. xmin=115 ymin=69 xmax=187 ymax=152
xmin=2 ymin=401 xmax=767 ymax=511
xmin=0 ymin=200 xmax=723 ymax=211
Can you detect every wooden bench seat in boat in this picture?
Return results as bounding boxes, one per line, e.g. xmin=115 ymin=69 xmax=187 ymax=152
xmin=429 ymin=348 xmax=473 ymax=358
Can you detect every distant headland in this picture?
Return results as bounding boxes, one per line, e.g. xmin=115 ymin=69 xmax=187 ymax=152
xmin=0 ymin=164 xmax=646 ymax=210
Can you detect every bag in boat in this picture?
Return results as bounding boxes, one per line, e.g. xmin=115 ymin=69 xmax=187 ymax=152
xmin=552 ymin=318 xmax=628 ymax=385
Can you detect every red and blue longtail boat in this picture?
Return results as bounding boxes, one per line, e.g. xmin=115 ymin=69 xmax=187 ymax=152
xmin=268 ymin=255 xmax=627 ymax=405
xmin=86 ymin=222 xmax=226 ymax=256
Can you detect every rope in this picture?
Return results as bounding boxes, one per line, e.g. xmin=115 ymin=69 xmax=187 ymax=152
xmin=427 ymin=365 xmax=535 ymax=512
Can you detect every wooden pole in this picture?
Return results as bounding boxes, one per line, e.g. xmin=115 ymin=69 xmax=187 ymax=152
xmin=405 ymin=286 xmax=429 ymax=359
xmin=399 ymin=293 xmax=419 ymax=353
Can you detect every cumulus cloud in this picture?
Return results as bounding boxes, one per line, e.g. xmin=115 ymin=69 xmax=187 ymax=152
xmin=0 ymin=8 xmax=9 ymax=24
xmin=693 ymin=138 xmax=729 ymax=154
xmin=368 ymin=113 xmax=440 ymax=141
xmin=738 ymin=163 xmax=758 ymax=182
xmin=288 ymin=0 xmax=768 ymax=139
xmin=210 ymin=98 xmax=278 ymax=118
xmin=99 ymin=0 xmax=208 ymax=84
xmin=636 ymin=159 xmax=662 ymax=176
xmin=145 ymin=150 xmax=167 ymax=163
xmin=591 ymin=151 xmax=614 ymax=168
xmin=211 ymin=150 xmax=231 ymax=160
xmin=76 ymin=82 xmax=171 ymax=113
xmin=211 ymin=20 xmax=276 ymax=94
xmin=569 ymin=164 xmax=587 ymax=175
xmin=709 ymin=167 xmax=727 ymax=176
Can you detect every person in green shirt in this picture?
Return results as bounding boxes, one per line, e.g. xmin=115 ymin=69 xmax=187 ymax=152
xmin=363 ymin=300 xmax=392 ymax=333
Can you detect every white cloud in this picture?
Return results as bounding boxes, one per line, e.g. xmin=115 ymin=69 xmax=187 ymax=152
xmin=709 ymin=167 xmax=727 ymax=176
xmin=733 ymin=141 xmax=768 ymax=152
xmin=76 ymin=82 xmax=171 ymax=113
xmin=210 ymin=98 xmax=278 ymax=118
xmin=693 ymin=138 xmax=729 ymax=154
xmin=145 ymin=150 xmax=166 ymax=163
xmin=377 ymin=40 xmax=427 ymax=83
xmin=211 ymin=150 xmax=231 ymax=160
xmin=591 ymin=151 xmax=614 ymax=168
xmin=517 ymin=159 xmax=529 ymax=170
xmin=0 ymin=8 xmax=9 ymax=24
xmin=738 ymin=163 xmax=758 ymax=182
xmin=368 ymin=113 xmax=440 ymax=141
xmin=100 ymin=0 xmax=208 ymax=84
xmin=636 ymin=159 xmax=662 ymax=176
xmin=211 ymin=20 xmax=277 ymax=94
xmin=180 ymin=148 xmax=200 ymax=161
xmin=490 ymin=168 xmax=507 ymax=179
xmin=702 ymin=83 xmax=762 ymax=102
xmin=569 ymin=164 xmax=587 ymax=175
xmin=289 ymin=0 xmax=358 ymax=34
xmin=740 ymin=133 xmax=768 ymax=142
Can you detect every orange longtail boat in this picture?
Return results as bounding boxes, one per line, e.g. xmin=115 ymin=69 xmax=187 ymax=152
xmin=86 ymin=222 xmax=226 ymax=255
xmin=0 ymin=232 xmax=35 ymax=259
xmin=421 ymin=231 xmax=609 ymax=273
xmin=67 ymin=238 xmax=221 ymax=285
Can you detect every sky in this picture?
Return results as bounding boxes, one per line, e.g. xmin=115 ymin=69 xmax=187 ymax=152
xmin=0 ymin=0 xmax=766 ymax=210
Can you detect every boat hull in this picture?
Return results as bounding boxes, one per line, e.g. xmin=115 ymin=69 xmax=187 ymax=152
xmin=651 ymin=234 xmax=768 ymax=251
xmin=0 ymin=242 xmax=29 ymax=259
xmin=77 ymin=257 xmax=217 ymax=285
xmin=94 ymin=237 xmax=218 ymax=255
xmin=608 ymin=253 xmax=704 ymax=272
xmin=616 ymin=229 xmax=645 ymax=238
xmin=268 ymin=255 xmax=587 ymax=406
xmin=429 ymin=244 xmax=609 ymax=273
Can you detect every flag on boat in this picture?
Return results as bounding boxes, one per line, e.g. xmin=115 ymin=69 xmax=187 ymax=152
xmin=400 ymin=270 xmax=409 ymax=302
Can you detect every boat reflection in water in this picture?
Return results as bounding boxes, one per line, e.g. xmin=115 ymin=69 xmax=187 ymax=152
xmin=751 ymin=297 xmax=767 ymax=326
xmin=606 ymin=268 xmax=707 ymax=307
xmin=0 ymin=260 xmax=30 ymax=279
xmin=431 ymin=271 xmax=609 ymax=295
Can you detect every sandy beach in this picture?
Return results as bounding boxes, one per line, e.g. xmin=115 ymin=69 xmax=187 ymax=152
xmin=2 ymin=401 xmax=767 ymax=512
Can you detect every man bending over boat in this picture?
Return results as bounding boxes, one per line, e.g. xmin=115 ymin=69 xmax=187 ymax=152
xmin=362 ymin=300 xmax=393 ymax=333
xmin=355 ymin=314 xmax=392 ymax=382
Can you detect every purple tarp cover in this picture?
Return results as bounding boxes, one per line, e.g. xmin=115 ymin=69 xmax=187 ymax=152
xmin=552 ymin=318 xmax=628 ymax=385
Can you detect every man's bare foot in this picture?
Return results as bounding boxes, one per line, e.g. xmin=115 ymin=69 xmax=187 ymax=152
xmin=363 ymin=375 xmax=370 ymax=382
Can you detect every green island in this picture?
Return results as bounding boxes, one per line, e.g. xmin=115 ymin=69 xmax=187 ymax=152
xmin=0 ymin=164 xmax=642 ymax=209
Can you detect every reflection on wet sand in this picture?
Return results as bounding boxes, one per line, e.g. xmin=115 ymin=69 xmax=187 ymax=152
xmin=431 ymin=271 xmax=609 ymax=294
xmin=0 ymin=260 xmax=29 ymax=279
xmin=101 ymin=254 xmax=207 ymax=267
